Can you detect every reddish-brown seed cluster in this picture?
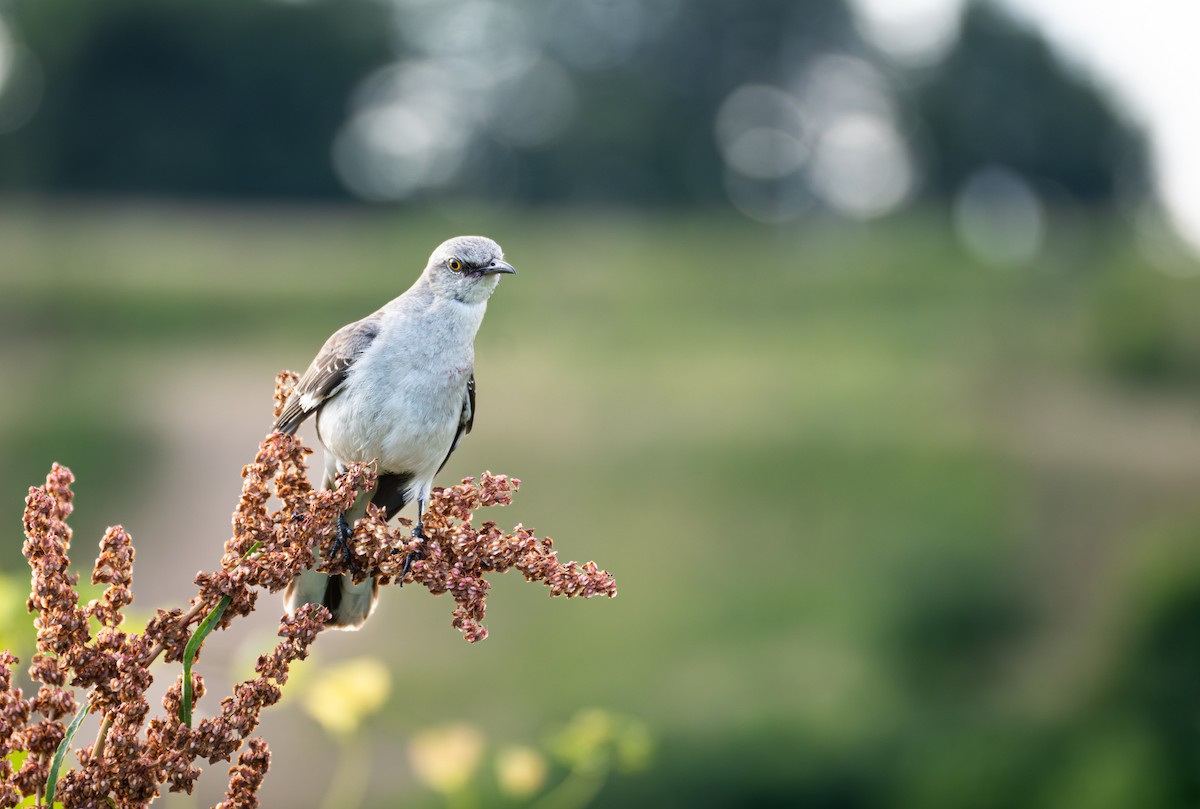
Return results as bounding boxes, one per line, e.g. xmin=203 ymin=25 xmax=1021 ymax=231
xmin=15 ymin=464 xmax=82 ymax=803
xmin=215 ymin=737 xmax=271 ymax=809
xmin=0 ymin=651 xmax=32 ymax=808
xmin=90 ymin=525 xmax=134 ymax=628
xmin=0 ymin=370 xmax=615 ymax=806
xmin=335 ymin=471 xmax=618 ymax=643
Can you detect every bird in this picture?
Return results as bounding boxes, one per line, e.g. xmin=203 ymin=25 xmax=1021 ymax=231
xmin=273 ymin=235 xmax=516 ymax=629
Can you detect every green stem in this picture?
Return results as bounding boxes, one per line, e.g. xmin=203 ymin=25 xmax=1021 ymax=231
xmin=178 ymin=541 xmax=262 ymax=727
xmin=45 ymin=701 xmax=90 ymax=805
xmin=446 ymin=786 xmax=480 ymax=809
xmin=179 ymin=595 xmax=230 ymax=727
xmin=317 ymin=736 xmax=371 ymax=809
xmin=528 ymin=767 xmax=608 ymax=809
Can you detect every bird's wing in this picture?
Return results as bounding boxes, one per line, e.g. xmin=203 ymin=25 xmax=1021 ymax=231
xmin=437 ymin=373 xmax=475 ymax=473
xmin=274 ymin=313 xmax=383 ymax=435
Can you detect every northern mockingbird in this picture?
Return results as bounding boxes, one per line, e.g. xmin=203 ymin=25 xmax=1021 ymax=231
xmin=274 ymin=235 xmax=515 ymax=629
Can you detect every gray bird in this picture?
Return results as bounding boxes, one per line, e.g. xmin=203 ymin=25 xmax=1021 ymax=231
xmin=274 ymin=235 xmax=516 ymax=629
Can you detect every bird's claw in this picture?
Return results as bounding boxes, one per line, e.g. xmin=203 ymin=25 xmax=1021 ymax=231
xmin=398 ymin=523 xmax=427 ymax=585
xmin=332 ymin=514 xmax=359 ymax=575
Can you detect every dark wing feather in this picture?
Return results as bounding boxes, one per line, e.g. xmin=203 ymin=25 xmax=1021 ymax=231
xmin=274 ymin=313 xmax=382 ymax=434
xmin=437 ymin=373 xmax=475 ymax=472
xmin=464 ymin=373 xmax=476 ymax=435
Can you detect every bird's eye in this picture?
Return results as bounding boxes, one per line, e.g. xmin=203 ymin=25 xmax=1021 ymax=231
xmin=448 ymin=257 xmax=464 ymax=272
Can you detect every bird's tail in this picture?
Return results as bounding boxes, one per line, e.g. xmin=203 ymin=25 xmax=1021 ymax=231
xmin=285 ymin=568 xmax=378 ymax=629
xmin=284 ymin=454 xmax=379 ymax=629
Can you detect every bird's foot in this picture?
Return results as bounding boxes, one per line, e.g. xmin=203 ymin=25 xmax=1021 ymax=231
xmin=332 ymin=514 xmax=359 ymax=575
xmin=398 ymin=524 xmax=427 ymax=585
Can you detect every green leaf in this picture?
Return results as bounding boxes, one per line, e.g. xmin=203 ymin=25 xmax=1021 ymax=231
xmin=177 ymin=542 xmax=260 ymax=728
xmin=180 ymin=595 xmax=231 ymax=728
xmin=45 ymin=700 xmax=89 ymax=806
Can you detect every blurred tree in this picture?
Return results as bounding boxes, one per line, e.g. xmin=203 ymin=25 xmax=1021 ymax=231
xmin=1101 ymin=565 xmax=1200 ymax=804
xmin=0 ymin=0 xmax=1147 ymax=210
xmin=494 ymin=0 xmax=861 ymax=206
xmin=1088 ymin=266 xmax=1200 ymax=388
xmin=881 ymin=557 xmax=1030 ymax=704
xmin=0 ymin=0 xmax=392 ymax=198
xmin=909 ymin=1 xmax=1146 ymax=205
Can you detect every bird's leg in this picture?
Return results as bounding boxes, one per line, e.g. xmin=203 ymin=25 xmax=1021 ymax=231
xmin=399 ymin=498 xmax=428 ymax=583
xmin=331 ymin=513 xmax=358 ymax=574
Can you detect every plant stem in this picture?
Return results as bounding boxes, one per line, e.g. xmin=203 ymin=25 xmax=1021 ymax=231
xmin=528 ymin=767 xmax=607 ymax=809
xmin=180 ymin=596 xmax=231 ymax=727
xmin=446 ymin=787 xmax=481 ymax=809
xmin=93 ymin=714 xmax=113 ymax=760
xmin=46 ymin=703 xmax=90 ymax=806
xmin=141 ymin=599 xmax=208 ymax=666
xmin=317 ymin=736 xmax=370 ymax=809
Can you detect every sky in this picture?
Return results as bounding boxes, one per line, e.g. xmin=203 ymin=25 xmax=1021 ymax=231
xmin=850 ymin=0 xmax=1200 ymax=254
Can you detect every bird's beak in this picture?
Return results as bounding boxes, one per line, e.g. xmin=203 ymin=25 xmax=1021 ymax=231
xmin=481 ymin=260 xmax=517 ymax=276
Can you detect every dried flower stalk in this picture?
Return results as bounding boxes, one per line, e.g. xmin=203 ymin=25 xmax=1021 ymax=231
xmin=0 ymin=371 xmax=615 ymax=807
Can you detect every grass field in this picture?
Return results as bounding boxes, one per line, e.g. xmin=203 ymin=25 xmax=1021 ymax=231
xmin=2 ymin=202 xmax=1200 ymax=807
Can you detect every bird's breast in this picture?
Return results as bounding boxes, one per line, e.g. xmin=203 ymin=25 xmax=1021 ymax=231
xmin=317 ymin=349 xmax=468 ymax=475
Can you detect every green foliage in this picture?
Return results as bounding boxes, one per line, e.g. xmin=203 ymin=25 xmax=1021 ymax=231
xmin=881 ymin=553 xmax=1032 ymax=702
xmin=1088 ymin=267 xmax=1200 ymax=386
xmin=44 ymin=702 xmax=89 ymax=806
xmin=0 ymin=575 xmax=35 ymax=658
xmin=0 ymin=0 xmax=1144 ymax=207
xmin=0 ymin=423 xmax=157 ymax=576
xmin=396 ymin=710 xmax=651 ymax=809
xmin=180 ymin=595 xmax=230 ymax=728
xmin=2 ymin=206 xmax=1197 ymax=806
xmin=0 ymin=0 xmax=393 ymax=197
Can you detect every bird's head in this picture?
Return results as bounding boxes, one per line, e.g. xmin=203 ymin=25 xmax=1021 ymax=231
xmin=424 ymin=235 xmax=516 ymax=304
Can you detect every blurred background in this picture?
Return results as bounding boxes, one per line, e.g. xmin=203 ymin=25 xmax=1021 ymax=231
xmin=2 ymin=0 xmax=1200 ymax=806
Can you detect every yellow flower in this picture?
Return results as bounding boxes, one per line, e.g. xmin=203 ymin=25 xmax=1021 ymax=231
xmin=547 ymin=708 xmax=616 ymax=773
xmin=301 ymin=657 xmax=391 ymax=738
xmin=495 ymin=745 xmax=548 ymax=798
xmin=408 ymin=723 xmax=485 ymax=795
xmin=615 ymin=720 xmax=654 ymax=772
xmin=546 ymin=709 xmax=655 ymax=774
